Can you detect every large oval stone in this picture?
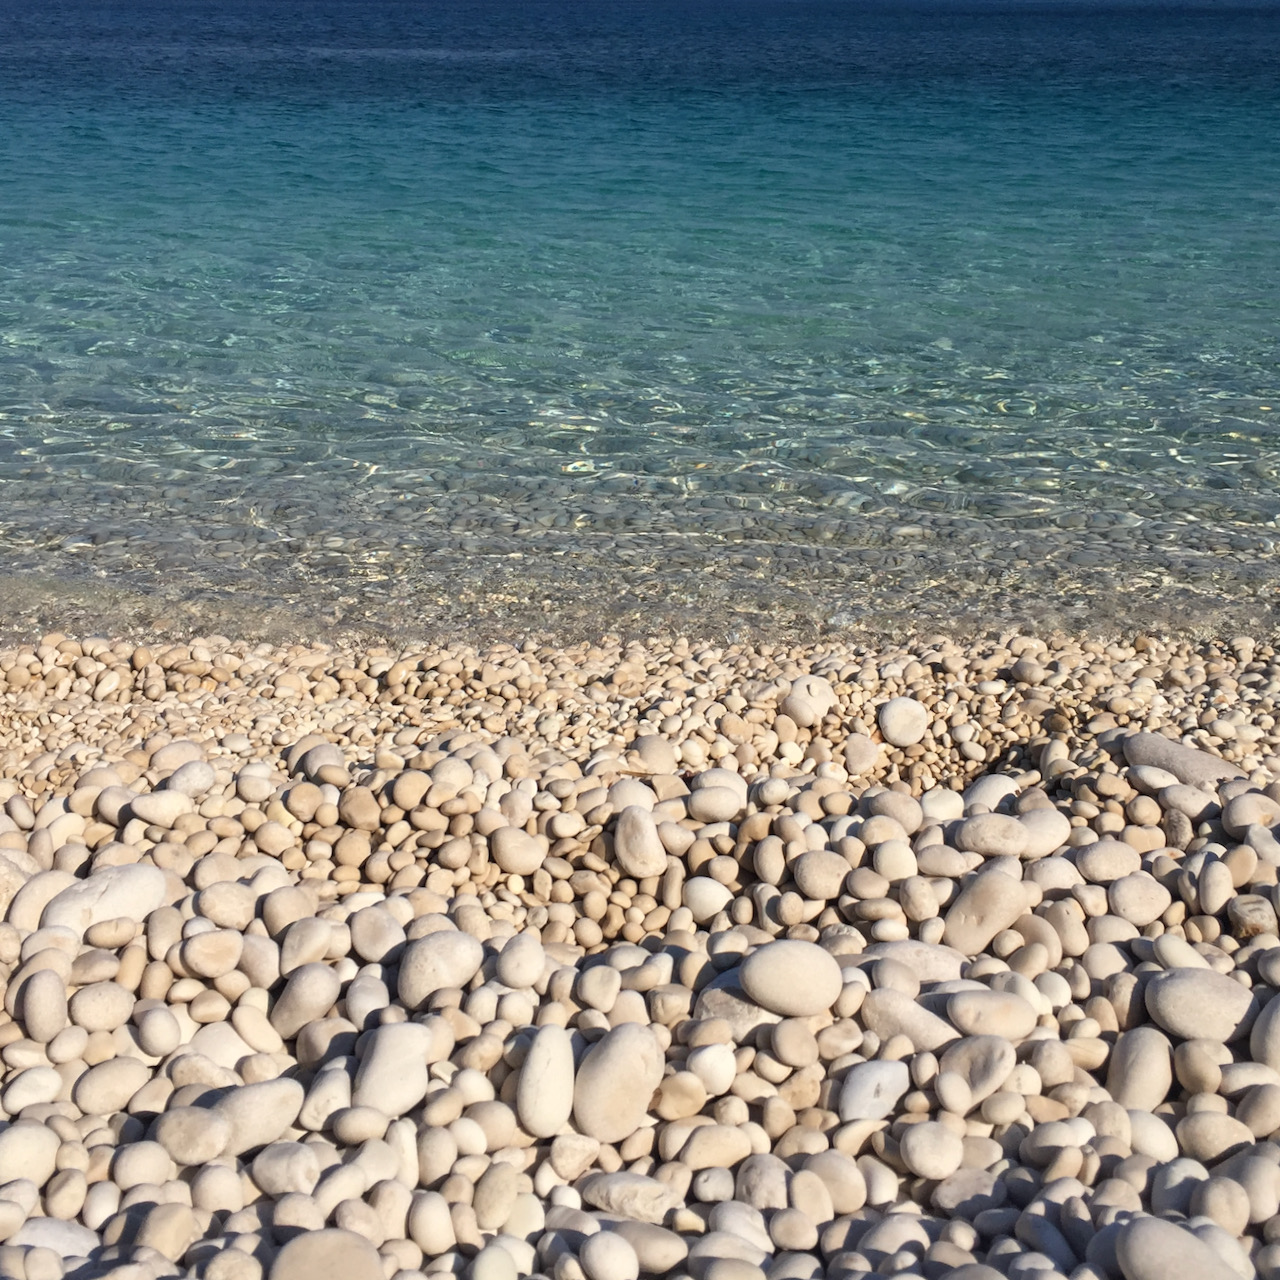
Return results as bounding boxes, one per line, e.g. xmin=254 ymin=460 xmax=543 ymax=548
xmin=397 ymin=929 xmax=484 ymax=1010
xmin=738 ymin=940 xmax=842 ymax=1017
xmin=1145 ymin=967 xmax=1259 ymax=1043
xmin=270 ymin=1228 xmax=384 ymax=1280
xmin=40 ymin=864 xmax=166 ymax=937
xmin=942 ymin=870 xmax=1028 ymax=956
xmin=573 ymin=1023 xmax=664 ymax=1143
xmin=517 ymin=1024 xmax=575 ymax=1139
xmin=1114 ymin=1215 xmax=1241 ymax=1280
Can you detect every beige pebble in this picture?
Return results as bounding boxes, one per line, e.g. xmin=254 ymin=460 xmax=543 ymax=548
xmin=20 ymin=968 xmax=68 ymax=1043
xmin=899 ymin=1120 xmax=964 ymax=1180
xmin=68 ymin=981 xmax=134 ymax=1033
xmin=517 ymin=1024 xmax=575 ymax=1139
xmin=1146 ymin=967 xmax=1258 ymax=1043
xmin=269 ymin=1227 xmax=384 ymax=1280
xmin=613 ymin=806 xmax=669 ymax=879
xmin=214 ymin=1077 xmax=306 ymax=1157
xmin=942 ymin=870 xmax=1029 ymax=956
xmin=0 ymin=1119 xmax=60 ymax=1186
xmin=573 ymin=1023 xmax=664 ymax=1144
xmin=580 ymin=1230 xmax=640 ymax=1280
xmin=878 ymin=698 xmax=928 ymax=747
xmin=490 ymin=825 xmax=545 ymax=875
xmin=738 ymin=940 xmax=842 ymax=1017
xmin=153 ymin=1106 xmax=233 ymax=1166
xmin=946 ymin=989 xmax=1037 ymax=1041
xmin=72 ymin=1056 xmax=150 ymax=1115
xmin=352 ymin=1021 xmax=433 ymax=1117
xmin=398 ymin=930 xmax=485 ymax=1010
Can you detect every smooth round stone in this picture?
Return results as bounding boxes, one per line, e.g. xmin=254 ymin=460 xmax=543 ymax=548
xmin=843 ymin=734 xmax=882 ymax=777
xmin=1190 ymin=1176 xmax=1251 ymax=1236
xmin=1145 ymin=967 xmax=1259 ymax=1043
xmin=181 ymin=929 xmax=245 ymax=979
xmin=932 ymin=1168 xmax=1005 ymax=1219
xmin=963 ymin=774 xmax=1020 ymax=812
xmin=580 ymin=1231 xmax=641 ymax=1280
xmin=0 ymin=1119 xmax=60 ymax=1185
xmin=947 ymin=989 xmax=1037 ymax=1041
xmin=472 ymin=1244 xmax=519 ymax=1280
xmin=954 ymin=814 xmax=1029 ymax=859
xmin=73 ymin=1056 xmax=151 ymax=1116
xmin=612 ymin=1221 xmax=689 ymax=1275
xmin=691 ymin=768 xmax=749 ymax=800
xmin=1176 ymin=1112 xmax=1255 ymax=1164
xmin=1123 ymin=733 xmax=1245 ymax=788
xmin=40 ymin=863 xmax=166 ymax=936
xmin=1108 ymin=872 xmax=1172 ymax=927
xmin=878 ymin=698 xmax=928 ymax=747
xmin=352 ymin=1021 xmax=433 ymax=1116
xmin=270 ymin=1228 xmax=383 ymax=1280
xmin=631 ymin=734 xmax=678 ymax=775
xmin=1107 ymin=1027 xmax=1173 ymax=1111
xmin=166 ymin=760 xmax=217 ymax=797
xmin=2 ymin=1066 xmax=62 ymax=1113
xmin=899 ymin=1121 xmax=964 ymax=1180
xmin=496 ymin=933 xmax=545 ymax=988
xmin=271 ymin=962 xmax=342 ymax=1039
xmin=861 ymin=988 xmax=958 ymax=1053
xmin=687 ymin=787 xmax=743 ymax=823
xmin=792 ymin=850 xmax=850 ymax=900
xmin=839 ymin=1059 xmax=911 ymax=1121
xmin=573 ymin=1023 xmax=665 ymax=1144
xmin=1159 ymin=783 xmax=1218 ymax=822
xmin=398 ymin=929 xmax=485 ymax=1010
xmin=517 ymin=1024 xmax=575 ymax=1139
xmin=154 ymin=1107 xmax=233 ymax=1166
xmin=251 ymin=1143 xmax=320 ymax=1197
xmin=214 ymin=1078 xmax=306 ymax=1157
xmin=683 ymin=877 xmax=734 ymax=923
xmin=1229 ymin=894 xmax=1278 ymax=938
xmin=1114 ymin=1214 xmax=1242 ymax=1280
xmin=613 ymin=806 xmax=669 ymax=879
xmin=1222 ymin=790 xmax=1280 ymax=838
xmin=1075 ymin=839 xmax=1141 ymax=884
xmin=1018 ymin=807 xmax=1072 ymax=858
xmin=942 ymin=870 xmax=1028 ymax=957
xmin=681 ymin=1124 xmax=753 ymax=1171
xmin=20 ymin=967 xmax=68 ymax=1043
xmin=68 ymin=980 xmax=134 ymax=1032
xmin=738 ymin=940 xmax=842 ymax=1017
xmin=346 ymin=907 xmax=406 ymax=964
xmin=490 ymin=825 xmax=545 ymax=875
xmin=939 ymin=1036 xmax=1016 ymax=1105
xmin=128 ymin=790 xmax=194 ymax=827
xmin=1252 ymin=993 xmax=1280 ymax=1072
xmin=337 ymin=786 xmax=381 ymax=830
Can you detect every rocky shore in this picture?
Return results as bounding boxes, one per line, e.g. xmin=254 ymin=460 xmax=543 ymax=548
xmin=1 ymin=627 xmax=1279 ymax=1280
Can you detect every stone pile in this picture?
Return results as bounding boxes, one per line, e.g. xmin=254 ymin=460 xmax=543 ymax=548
xmin=0 ymin=630 xmax=1279 ymax=1280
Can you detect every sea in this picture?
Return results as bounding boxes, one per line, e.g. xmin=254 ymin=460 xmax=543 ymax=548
xmin=0 ymin=0 xmax=1277 ymax=644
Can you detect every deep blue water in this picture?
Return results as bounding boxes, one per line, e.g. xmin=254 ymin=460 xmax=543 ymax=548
xmin=0 ymin=0 xmax=1278 ymax=631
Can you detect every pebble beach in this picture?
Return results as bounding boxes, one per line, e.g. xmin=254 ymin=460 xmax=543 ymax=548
xmin=3 ymin=1 xmax=1279 ymax=1277
xmin=1 ymin=627 xmax=1280 ymax=1280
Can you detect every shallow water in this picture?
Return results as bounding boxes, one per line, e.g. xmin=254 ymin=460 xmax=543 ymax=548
xmin=0 ymin=0 xmax=1277 ymax=642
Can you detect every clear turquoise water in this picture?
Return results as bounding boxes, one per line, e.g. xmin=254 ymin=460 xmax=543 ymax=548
xmin=0 ymin=0 xmax=1278 ymax=637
